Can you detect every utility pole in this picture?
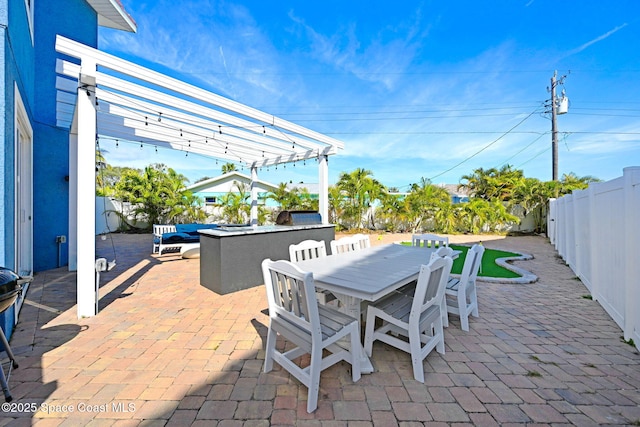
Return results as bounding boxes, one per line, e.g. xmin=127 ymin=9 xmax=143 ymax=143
xmin=551 ymin=72 xmax=559 ymax=181
xmin=549 ymin=71 xmax=568 ymax=181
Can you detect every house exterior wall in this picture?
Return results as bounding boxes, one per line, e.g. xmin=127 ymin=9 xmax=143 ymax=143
xmin=0 ymin=0 xmax=36 ymax=339
xmin=1 ymin=0 xmax=34 ymax=274
xmin=32 ymin=0 xmax=98 ymax=271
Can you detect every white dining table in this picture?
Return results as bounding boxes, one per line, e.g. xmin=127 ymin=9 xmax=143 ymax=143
xmin=294 ymin=243 xmax=459 ymax=373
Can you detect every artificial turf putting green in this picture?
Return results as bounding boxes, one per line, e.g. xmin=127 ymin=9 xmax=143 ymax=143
xmin=401 ymin=242 xmax=522 ymax=279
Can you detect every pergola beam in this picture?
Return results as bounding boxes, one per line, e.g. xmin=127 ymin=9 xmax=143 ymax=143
xmin=55 ymin=35 xmax=342 ymax=318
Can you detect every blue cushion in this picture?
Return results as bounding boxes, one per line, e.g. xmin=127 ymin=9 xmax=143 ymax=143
xmin=161 ymin=232 xmax=199 ymax=244
xmin=175 ymin=223 xmax=218 ymax=235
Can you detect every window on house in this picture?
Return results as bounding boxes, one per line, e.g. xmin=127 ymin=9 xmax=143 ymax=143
xmin=205 ymin=197 xmax=217 ymax=205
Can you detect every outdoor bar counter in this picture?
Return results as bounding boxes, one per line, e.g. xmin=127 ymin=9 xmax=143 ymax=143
xmin=198 ymin=224 xmax=335 ymax=294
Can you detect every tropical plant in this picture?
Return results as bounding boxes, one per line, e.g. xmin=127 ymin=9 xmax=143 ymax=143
xmin=405 ymin=178 xmax=451 ymax=232
xmin=114 ymin=163 xmax=204 ymax=227
xmin=221 ymin=162 xmax=237 ymax=174
xmin=336 ymin=168 xmax=385 ymax=229
xmin=459 ymin=165 xmax=524 ymax=203
xmin=216 ymin=181 xmax=251 ymax=224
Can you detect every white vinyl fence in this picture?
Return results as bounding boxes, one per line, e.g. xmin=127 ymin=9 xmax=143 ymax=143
xmin=548 ymin=166 xmax=640 ymax=350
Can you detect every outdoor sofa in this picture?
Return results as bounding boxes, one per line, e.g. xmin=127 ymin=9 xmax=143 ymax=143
xmin=152 ymin=223 xmax=218 ymax=255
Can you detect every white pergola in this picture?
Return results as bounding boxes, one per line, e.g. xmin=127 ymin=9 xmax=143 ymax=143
xmin=55 ymin=35 xmax=344 ymax=317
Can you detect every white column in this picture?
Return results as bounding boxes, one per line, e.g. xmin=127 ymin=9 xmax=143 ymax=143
xmin=68 ymin=133 xmax=78 ymax=271
xmin=75 ymin=73 xmax=97 ymax=317
xmin=250 ymin=166 xmax=258 ymax=226
xmin=318 ymin=155 xmax=329 ymax=224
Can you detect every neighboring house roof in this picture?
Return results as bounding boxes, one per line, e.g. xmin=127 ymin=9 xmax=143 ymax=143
xmin=186 ymin=171 xmax=280 ymax=194
xmin=87 ymin=0 xmax=137 ymax=32
xmin=389 ymin=184 xmax=470 ymax=199
xmin=436 ymin=183 xmax=470 ymax=198
xmin=286 ymin=182 xmax=319 ymax=194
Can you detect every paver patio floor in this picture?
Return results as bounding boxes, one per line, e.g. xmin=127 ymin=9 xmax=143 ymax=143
xmin=1 ymin=232 xmax=639 ymax=426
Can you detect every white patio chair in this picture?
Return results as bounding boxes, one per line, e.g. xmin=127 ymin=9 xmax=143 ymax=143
xmin=289 ymin=239 xmax=328 ymax=262
xmin=445 ymin=244 xmax=484 ymax=332
xmin=363 ymin=255 xmax=453 ymax=383
xmin=429 ymin=246 xmax=456 ymax=328
xmin=289 ymin=240 xmax=335 ymax=305
xmin=262 ymin=259 xmax=361 ymax=413
xmin=352 ymin=234 xmax=371 ymax=250
xmin=330 ymin=236 xmax=360 ymax=255
xmin=411 ymin=233 xmax=449 ymax=249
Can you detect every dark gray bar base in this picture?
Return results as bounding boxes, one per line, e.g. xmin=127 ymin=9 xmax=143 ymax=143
xmin=199 ymin=224 xmax=335 ymax=294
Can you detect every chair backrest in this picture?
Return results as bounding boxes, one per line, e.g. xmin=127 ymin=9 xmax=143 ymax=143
xmin=412 ymin=233 xmax=449 ymax=249
xmin=352 ymin=234 xmax=371 ymax=250
xmin=262 ymin=259 xmax=320 ymax=337
xmin=411 ymin=255 xmax=453 ymax=323
xmin=153 ymin=224 xmax=176 ymax=236
xmin=289 ymin=240 xmax=327 ymax=262
xmin=330 ymin=236 xmax=360 ymax=255
xmin=429 ymin=246 xmax=455 ymax=261
xmin=459 ymin=244 xmax=485 ymax=289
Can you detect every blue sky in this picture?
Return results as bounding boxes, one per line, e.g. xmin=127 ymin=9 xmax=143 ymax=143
xmin=98 ymin=0 xmax=640 ymax=191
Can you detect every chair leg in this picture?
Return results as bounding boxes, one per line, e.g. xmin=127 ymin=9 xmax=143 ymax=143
xmin=263 ymin=328 xmax=276 ymax=372
xmin=470 ymin=288 xmax=479 ymax=317
xmin=408 ymin=329 xmax=425 ymax=383
xmin=459 ymin=298 xmax=469 ymax=332
xmin=306 ymin=346 xmax=323 ymax=413
xmin=441 ymin=297 xmax=449 ymax=327
xmin=435 ymin=315 xmax=445 ymax=354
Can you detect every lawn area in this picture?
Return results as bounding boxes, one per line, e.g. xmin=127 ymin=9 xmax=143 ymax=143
xmin=450 ymin=244 xmax=522 ymax=279
xmin=401 ymin=242 xmax=522 ymax=279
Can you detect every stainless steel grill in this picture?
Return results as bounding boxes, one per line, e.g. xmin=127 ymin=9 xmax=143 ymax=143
xmin=275 ymin=210 xmax=323 ymax=226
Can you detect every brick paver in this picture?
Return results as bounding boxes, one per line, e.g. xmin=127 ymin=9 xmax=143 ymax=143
xmin=1 ymin=232 xmax=638 ymax=425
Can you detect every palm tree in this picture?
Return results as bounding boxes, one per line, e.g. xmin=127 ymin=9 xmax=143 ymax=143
xmin=267 ymin=183 xmax=293 ymax=209
xmin=221 ymin=162 xmax=237 ymax=174
xmin=405 ymin=178 xmax=451 ymax=232
xmin=459 ymin=165 xmax=524 ymax=203
xmin=217 ymin=181 xmax=250 ymax=224
xmin=336 ymin=168 xmax=385 ymax=229
xmin=458 ymin=198 xmax=492 ymax=234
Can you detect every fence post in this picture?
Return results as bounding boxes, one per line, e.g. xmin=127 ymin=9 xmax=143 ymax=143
xmin=588 ymin=183 xmax=599 ymax=301
xmin=548 ymin=198 xmax=556 ymax=245
xmin=623 ymin=167 xmax=640 ymax=345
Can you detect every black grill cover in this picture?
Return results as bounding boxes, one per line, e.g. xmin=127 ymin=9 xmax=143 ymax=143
xmin=0 ymin=267 xmax=21 ymax=313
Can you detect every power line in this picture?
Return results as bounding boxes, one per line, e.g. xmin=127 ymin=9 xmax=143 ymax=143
xmin=428 ymin=108 xmax=542 ymax=181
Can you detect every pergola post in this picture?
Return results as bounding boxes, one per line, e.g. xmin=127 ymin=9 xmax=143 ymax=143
xmin=318 ymin=155 xmax=329 ymax=224
xmin=250 ymin=166 xmax=258 ymax=226
xmin=73 ymin=70 xmax=98 ymax=318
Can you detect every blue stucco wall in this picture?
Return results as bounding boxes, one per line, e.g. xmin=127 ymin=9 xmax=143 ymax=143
xmin=32 ymin=0 xmax=98 ymax=271
xmin=1 ymin=0 xmax=36 ymax=338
